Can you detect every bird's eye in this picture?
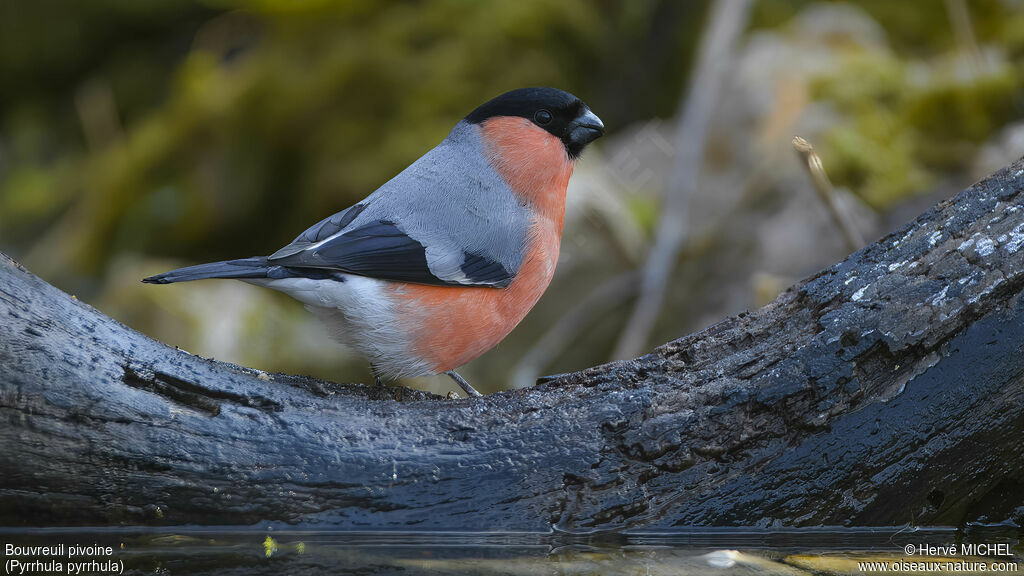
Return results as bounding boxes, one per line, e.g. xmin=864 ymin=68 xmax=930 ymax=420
xmin=534 ymin=109 xmax=552 ymax=125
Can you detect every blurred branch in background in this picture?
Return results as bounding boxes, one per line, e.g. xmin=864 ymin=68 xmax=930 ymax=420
xmin=512 ymin=271 xmax=639 ymax=389
xmin=944 ymin=0 xmax=983 ymax=73
xmin=792 ymin=136 xmax=864 ymax=252
xmin=613 ymin=0 xmax=753 ymax=360
xmin=74 ymin=79 xmax=123 ymax=152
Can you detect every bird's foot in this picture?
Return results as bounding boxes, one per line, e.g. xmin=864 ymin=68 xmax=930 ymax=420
xmin=445 ymin=370 xmax=483 ymax=397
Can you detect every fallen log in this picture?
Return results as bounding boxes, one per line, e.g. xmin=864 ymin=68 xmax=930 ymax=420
xmin=2 ymin=158 xmax=1024 ymax=531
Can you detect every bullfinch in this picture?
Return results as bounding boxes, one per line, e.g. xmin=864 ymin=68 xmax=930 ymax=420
xmin=144 ymin=87 xmax=604 ymax=397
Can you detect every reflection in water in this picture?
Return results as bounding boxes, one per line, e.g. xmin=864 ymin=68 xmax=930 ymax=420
xmin=0 ymin=526 xmax=1019 ymax=575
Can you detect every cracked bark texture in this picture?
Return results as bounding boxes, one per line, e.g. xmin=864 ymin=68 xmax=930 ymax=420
xmin=2 ymin=159 xmax=1024 ymax=531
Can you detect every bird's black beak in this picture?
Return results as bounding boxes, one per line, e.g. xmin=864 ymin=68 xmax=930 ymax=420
xmin=565 ymin=107 xmax=604 ymax=157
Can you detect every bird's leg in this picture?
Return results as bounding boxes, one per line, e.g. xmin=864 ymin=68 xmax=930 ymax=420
xmin=446 ymin=371 xmax=483 ymax=397
xmin=370 ymin=365 xmax=384 ymax=387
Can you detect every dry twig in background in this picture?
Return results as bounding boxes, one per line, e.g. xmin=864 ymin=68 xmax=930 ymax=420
xmin=792 ymin=136 xmax=865 ymax=253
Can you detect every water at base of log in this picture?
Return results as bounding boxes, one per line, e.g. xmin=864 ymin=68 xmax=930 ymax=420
xmin=0 ymin=526 xmax=1019 ymax=574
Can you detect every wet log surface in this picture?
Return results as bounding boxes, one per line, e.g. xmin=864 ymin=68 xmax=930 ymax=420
xmin=2 ymin=159 xmax=1024 ymax=531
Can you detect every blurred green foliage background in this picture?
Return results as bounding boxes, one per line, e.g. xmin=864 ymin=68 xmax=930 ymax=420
xmin=2 ymin=0 xmax=1023 ymax=394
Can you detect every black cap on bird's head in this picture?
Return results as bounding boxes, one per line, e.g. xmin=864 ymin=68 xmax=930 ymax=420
xmin=465 ymin=87 xmax=605 ymax=158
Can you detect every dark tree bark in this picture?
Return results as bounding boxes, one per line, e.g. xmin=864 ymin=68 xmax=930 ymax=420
xmin=2 ymin=159 xmax=1024 ymax=531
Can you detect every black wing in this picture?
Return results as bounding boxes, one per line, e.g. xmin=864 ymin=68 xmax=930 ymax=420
xmin=268 ymin=203 xmax=367 ymax=261
xmin=268 ymin=219 xmax=513 ymax=286
xmin=459 ymin=252 xmax=515 ymax=285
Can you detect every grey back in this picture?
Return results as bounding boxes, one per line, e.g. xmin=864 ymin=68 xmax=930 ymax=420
xmin=268 ymin=121 xmax=532 ymax=287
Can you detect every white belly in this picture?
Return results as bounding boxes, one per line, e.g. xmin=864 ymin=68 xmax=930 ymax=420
xmin=245 ymin=274 xmax=433 ymax=379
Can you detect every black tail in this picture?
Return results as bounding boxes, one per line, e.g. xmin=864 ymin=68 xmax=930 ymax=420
xmin=143 ymin=257 xmax=270 ymax=284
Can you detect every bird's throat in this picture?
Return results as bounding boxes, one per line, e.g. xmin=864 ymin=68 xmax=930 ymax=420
xmin=479 ymin=116 xmax=574 ymax=235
